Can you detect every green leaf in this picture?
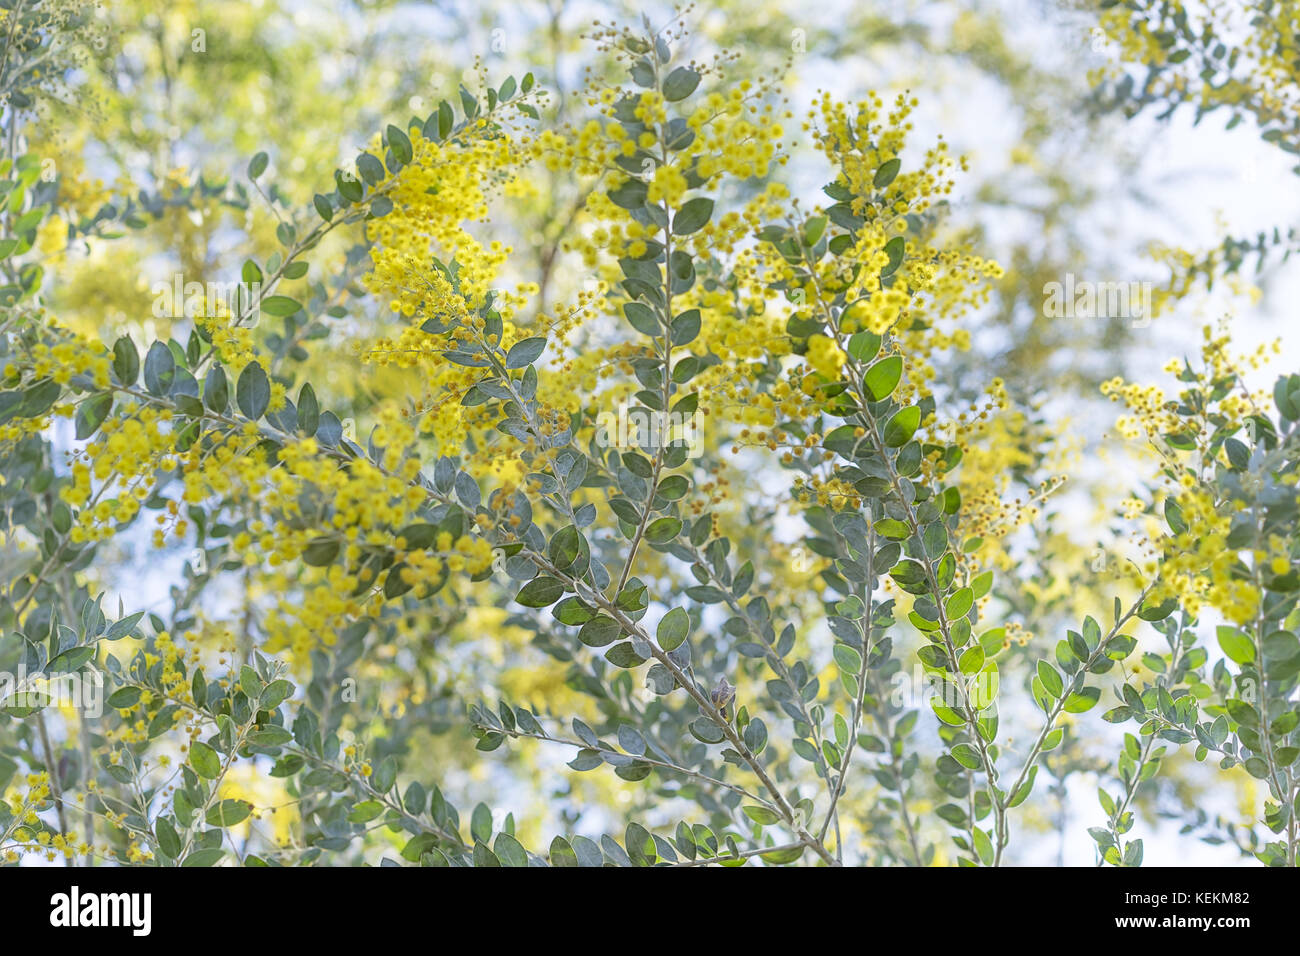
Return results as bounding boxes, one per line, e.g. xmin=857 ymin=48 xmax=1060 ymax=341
xmin=356 ymin=152 xmax=386 ymax=185
xmin=847 ymin=331 xmax=881 ymax=363
xmin=657 ymin=475 xmax=690 ymax=499
xmin=189 ymin=741 xmax=222 ymax=779
xmin=958 ymin=645 xmax=985 ymax=675
xmin=742 ymin=805 xmax=780 ymax=826
xmin=103 ymin=611 xmax=145 ymax=642
xmin=873 ymin=158 xmax=901 ymax=189
xmin=297 ymin=383 xmax=320 ymax=435
xmin=471 ymin=803 xmax=493 ymax=843
xmin=1063 ymin=687 xmax=1100 ymax=713
xmin=690 ymin=718 xmax=726 ymax=744
xmin=1123 ymin=839 xmax=1143 ymax=867
xmin=13 ymin=204 xmax=48 ymax=233
xmin=112 ymin=336 xmax=139 ymax=385
xmin=671 ymin=309 xmax=701 ymax=346
xmin=803 ymin=215 xmax=828 ymax=246
xmin=931 ymin=699 xmax=966 ymax=726
xmin=608 ymin=178 xmax=648 ymax=210
xmin=236 ymin=362 xmax=270 ymax=420
xmin=863 ymin=355 xmax=903 ymax=401
xmin=578 ymin=616 xmax=622 ymax=647
xmin=74 ymin=393 xmax=112 ymax=440
xmin=302 ymin=537 xmax=339 ymax=567
xmin=657 ymin=607 xmax=690 ymax=651
xmin=645 ymin=516 xmax=682 ymax=542
xmin=505 ymin=336 xmax=546 ymax=368
xmin=434 ymin=100 xmax=454 ymax=139
xmin=1217 ymin=626 xmax=1255 ymax=665
xmin=663 ymin=66 xmax=701 ymax=101
xmin=1008 ymin=766 xmax=1038 ymax=808
xmin=260 ymin=679 xmax=292 ymax=709
xmin=143 ymin=341 xmax=175 ymax=396
xmin=882 ymin=236 xmax=904 ymax=276
xmin=548 ymin=525 xmax=582 ymax=569
xmin=623 ymin=301 xmax=660 ymax=335
xmin=106 ymin=687 xmax=141 ymax=708
xmin=206 ymin=799 xmax=252 ymax=827
xmin=387 ymin=124 xmax=413 ymax=165
xmin=945 ymin=587 xmax=973 ymax=620
xmin=882 ymin=406 xmax=920 ymax=447
xmin=549 ymin=836 xmax=578 ymax=867
xmin=204 ymin=366 xmax=228 ymax=413
xmin=672 ymin=197 xmax=714 ymax=235
xmin=493 ymin=832 xmax=528 ymax=867
xmin=760 ymin=844 xmax=805 ymax=864
xmin=347 ymin=800 xmax=384 ymax=823
xmin=181 ymin=848 xmax=226 ymax=867
xmin=950 ymin=743 xmax=980 ymax=770
xmin=552 ymin=597 xmax=595 ymax=626
xmin=833 ymin=643 xmax=863 ymax=673
xmin=1263 ymin=630 xmax=1299 ymax=660
xmin=1138 ymin=596 xmax=1177 ymax=621
xmin=605 ymin=642 xmax=646 ymax=667
xmin=1037 ymin=660 xmax=1064 ymax=699
xmin=247 ymin=152 xmax=269 ymax=179
xmin=516 ymin=576 xmax=564 ymax=608
xmin=261 ymin=295 xmax=303 ymax=317
xmin=154 ymin=817 xmax=181 ymax=858
xmin=618 ymin=725 xmax=647 ymax=755
xmin=247 ymin=727 xmax=292 ymax=747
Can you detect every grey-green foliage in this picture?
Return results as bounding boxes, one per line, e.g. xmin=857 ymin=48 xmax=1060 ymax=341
xmin=1091 ymin=372 xmax=1300 ymax=867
